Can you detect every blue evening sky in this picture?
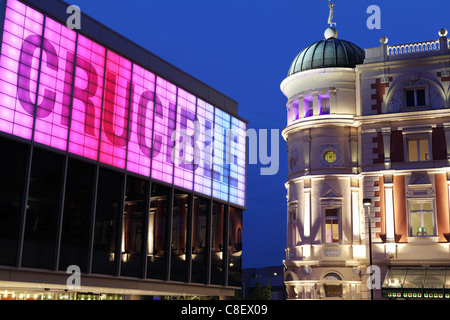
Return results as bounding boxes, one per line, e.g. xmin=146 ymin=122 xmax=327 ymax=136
xmin=71 ymin=0 xmax=450 ymax=268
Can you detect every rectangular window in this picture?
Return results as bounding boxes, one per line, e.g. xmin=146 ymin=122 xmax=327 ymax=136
xmin=170 ymin=191 xmax=191 ymax=282
xmin=320 ymin=97 xmax=330 ymax=115
xmin=92 ymin=168 xmax=123 ymax=275
xmin=191 ymin=197 xmax=209 ymax=284
xmin=405 ymin=88 xmax=426 ymax=107
xmin=292 ymin=100 xmax=299 ymax=121
xmin=324 ymin=208 xmax=339 ymax=244
xmin=121 ymin=176 xmax=147 ymax=278
xmin=211 ymin=202 xmax=225 ymax=285
xmin=409 ymin=200 xmax=434 ymax=237
xmin=0 ymin=137 xmax=28 ymax=266
xmin=407 ymin=138 xmax=429 ymax=161
xmin=228 ymin=207 xmax=242 ymax=287
xmin=59 ymin=159 xmax=95 ymax=273
xmin=147 ymin=183 xmax=171 ymax=280
xmin=22 ymin=148 xmax=64 ymax=270
xmin=304 ymin=100 xmax=313 ymax=117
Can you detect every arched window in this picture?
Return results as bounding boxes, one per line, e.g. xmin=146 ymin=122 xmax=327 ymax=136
xmin=323 ymin=272 xmax=342 ymax=281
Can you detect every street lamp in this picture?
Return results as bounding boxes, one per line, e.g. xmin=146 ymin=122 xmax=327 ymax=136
xmin=363 ymin=198 xmax=374 ymax=300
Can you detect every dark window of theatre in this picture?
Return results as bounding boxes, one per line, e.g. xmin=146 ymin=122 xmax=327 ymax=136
xmin=120 ymin=176 xmax=147 ymax=278
xmin=170 ymin=190 xmax=191 ymax=282
xmin=147 ymin=183 xmax=171 ymax=280
xmin=59 ymin=159 xmax=95 ymax=273
xmin=405 ymin=88 xmax=426 ymax=107
xmin=191 ymin=197 xmax=210 ymax=284
xmin=92 ymin=168 xmax=123 ymax=275
xmin=22 ymin=148 xmax=64 ymax=270
xmin=0 ymin=138 xmax=28 ymax=266
xmin=228 ymin=207 xmax=243 ymax=287
xmin=211 ymin=202 xmax=225 ymax=285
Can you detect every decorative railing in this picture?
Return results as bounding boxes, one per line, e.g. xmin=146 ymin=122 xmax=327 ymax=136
xmin=387 ymin=40 xmax=440 ymax=56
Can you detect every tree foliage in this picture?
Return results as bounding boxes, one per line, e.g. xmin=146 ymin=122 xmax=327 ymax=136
xmin=245 ymin=281 xmax=274 ymax=300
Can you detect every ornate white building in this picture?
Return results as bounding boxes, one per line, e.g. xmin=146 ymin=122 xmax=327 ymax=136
xmin=281 ymin=23 xmax=450 ymax=300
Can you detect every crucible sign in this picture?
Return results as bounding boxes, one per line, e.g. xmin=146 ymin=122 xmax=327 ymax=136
xmin=0 ymin=0 xmax=246 ymax=207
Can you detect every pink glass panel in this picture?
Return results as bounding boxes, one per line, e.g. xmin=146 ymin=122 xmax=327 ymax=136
xmin=126 ymin=64 xmax=155 ymax=177
xmin=193 ymin=99 xmax=214 ymax=196
xmin=33 ymin=17 xmax=76 ymax=150
xmin=0 ymin=0 xmax=44 ymax=140
xmin=212 ymin=108 xmax=230 ymax=202
xmin=229 ymin=117 xmax=247 ymax=207
xmin=150 ymin=77 xmax=177 ymax=184
xmin=68 ymin=34 xmax=105 ymax=160
xmin=99 ymin=50 xmax=132 ymax=169
xmin=173 ymin=88 xmax=196 ymax=190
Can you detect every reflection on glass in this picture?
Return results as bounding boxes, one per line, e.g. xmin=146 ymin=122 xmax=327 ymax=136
xmin=92 ymin=168 xmax=122 ymax=275
xmin=147 ymin=183 xmax=171 ymax=280
xmin=0 ymin=138 xmax=28 ymax=266
xmin=228 ymin=207 xmax=242 ymax=287
xmin=59 ymin=159 xmax=95 ymax=272
xmin=211 ymin=202 xmax=225 ymax=285
xmin=121 ymin=176 xmax=147 ymax=277
xmin=191 ymin=197 xmax=209 ymax=284
xmin=170 ymin=191 xmax=190 ymax=282
xmin=22 ymin=148 xmax=64 ymax=269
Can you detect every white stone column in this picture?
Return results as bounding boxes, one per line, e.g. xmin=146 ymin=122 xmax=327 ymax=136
xmin=303 ymin=131 xmax=311 ymax=174
xmin=351 ymin=187 xmax=360 ymax=242
xmin=312 ymin=91 xmax=319 ymax=116
xmin=384 ymin=175 xmax=395 ymax=242
xmin=443 ymin=123 xmax=450 ymax=161
xmin=381 ymin=127 xmax=391 ymax=169
xmin=303 ymin=181 xmax=311 ymax=258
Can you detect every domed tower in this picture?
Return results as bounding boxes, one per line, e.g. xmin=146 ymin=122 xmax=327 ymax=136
xmin=281 ymin=3 xmax=369 ymax=300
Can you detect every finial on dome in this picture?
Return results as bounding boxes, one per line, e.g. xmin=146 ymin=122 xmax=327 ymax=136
xmin=325 ymin=1 xmax=337 ymax=39
xmin=327 ymin=1 xmax=336 ymax=28
xmin=380 ymin=36 xmax=388 ymax=45
xmin=439 ymin=28 xmax=448 ymax=37
xmin=324 ymin=27 xmax=338 ymax=39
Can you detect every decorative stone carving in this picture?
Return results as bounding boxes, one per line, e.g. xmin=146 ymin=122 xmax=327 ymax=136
xmin=387 ymin=79 xmax=446 ymax=112
xmin=429 ymin=85 xmax=445 ymax=109
xmin=320 ymin=144 xmax=341 ymax=167
xmin=289 ymin=149 xmax=298 ymax=173
xmin=387 ymin=89 xmax=402 ymax=112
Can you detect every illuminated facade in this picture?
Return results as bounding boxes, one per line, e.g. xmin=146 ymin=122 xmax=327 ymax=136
xmin=0 ymin=0 xmax=246 ymax=299
xmin=282 ymin=25 xmax=450 ymax=300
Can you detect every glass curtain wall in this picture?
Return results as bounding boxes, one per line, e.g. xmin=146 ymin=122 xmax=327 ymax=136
xmin=0 ymin=138 xmax=244 ymax=288
xmin=228 ymin=207 xmax=243 ymax=287
xmin=0 ymin=137 xmax=28 ymax=266
xmin=147 ymin=183 xmax=171 ymax=280
xmin=170 ymin=190 xmax=191 ymax=282
xmin=191 ymin=196 xmax=209 ymax=284
xmin=211 ymin=202 xmax=225 ymax=285
xmin=59 ymin=159 xmax=96 ymax=272
xmin=91 ymin=168 xmax=123 ymax=275
xmin=22 ymin=148 xmax=64 ymax=270
xmin=121 ymin=176 xmax=147 ymax=277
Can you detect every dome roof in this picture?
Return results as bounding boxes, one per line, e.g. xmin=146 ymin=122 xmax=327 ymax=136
xmin=287 ymin=33 xmax=365 ymax=76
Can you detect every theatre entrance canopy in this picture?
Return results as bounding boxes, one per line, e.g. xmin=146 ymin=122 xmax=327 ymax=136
xmin=382 ymin=267 xmax=450 ymax=300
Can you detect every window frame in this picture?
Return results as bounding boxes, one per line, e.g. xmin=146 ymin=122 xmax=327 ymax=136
xmin=320 ymin=96 xmax=330 ymax=115
xmin=403 ymin=133 xmax=432 ymax=162
xmin=304 ymin=99 xmax=313 ymax=118
xmin=407 ymin=198 xmax=436 ymax=237
xmin=288 ymin=203 xmax=298 ymax=246
xmin=323 ymin=207 xmax=341 ymax=244
xmin=403 ymin=85 xmax=429 ymax=108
